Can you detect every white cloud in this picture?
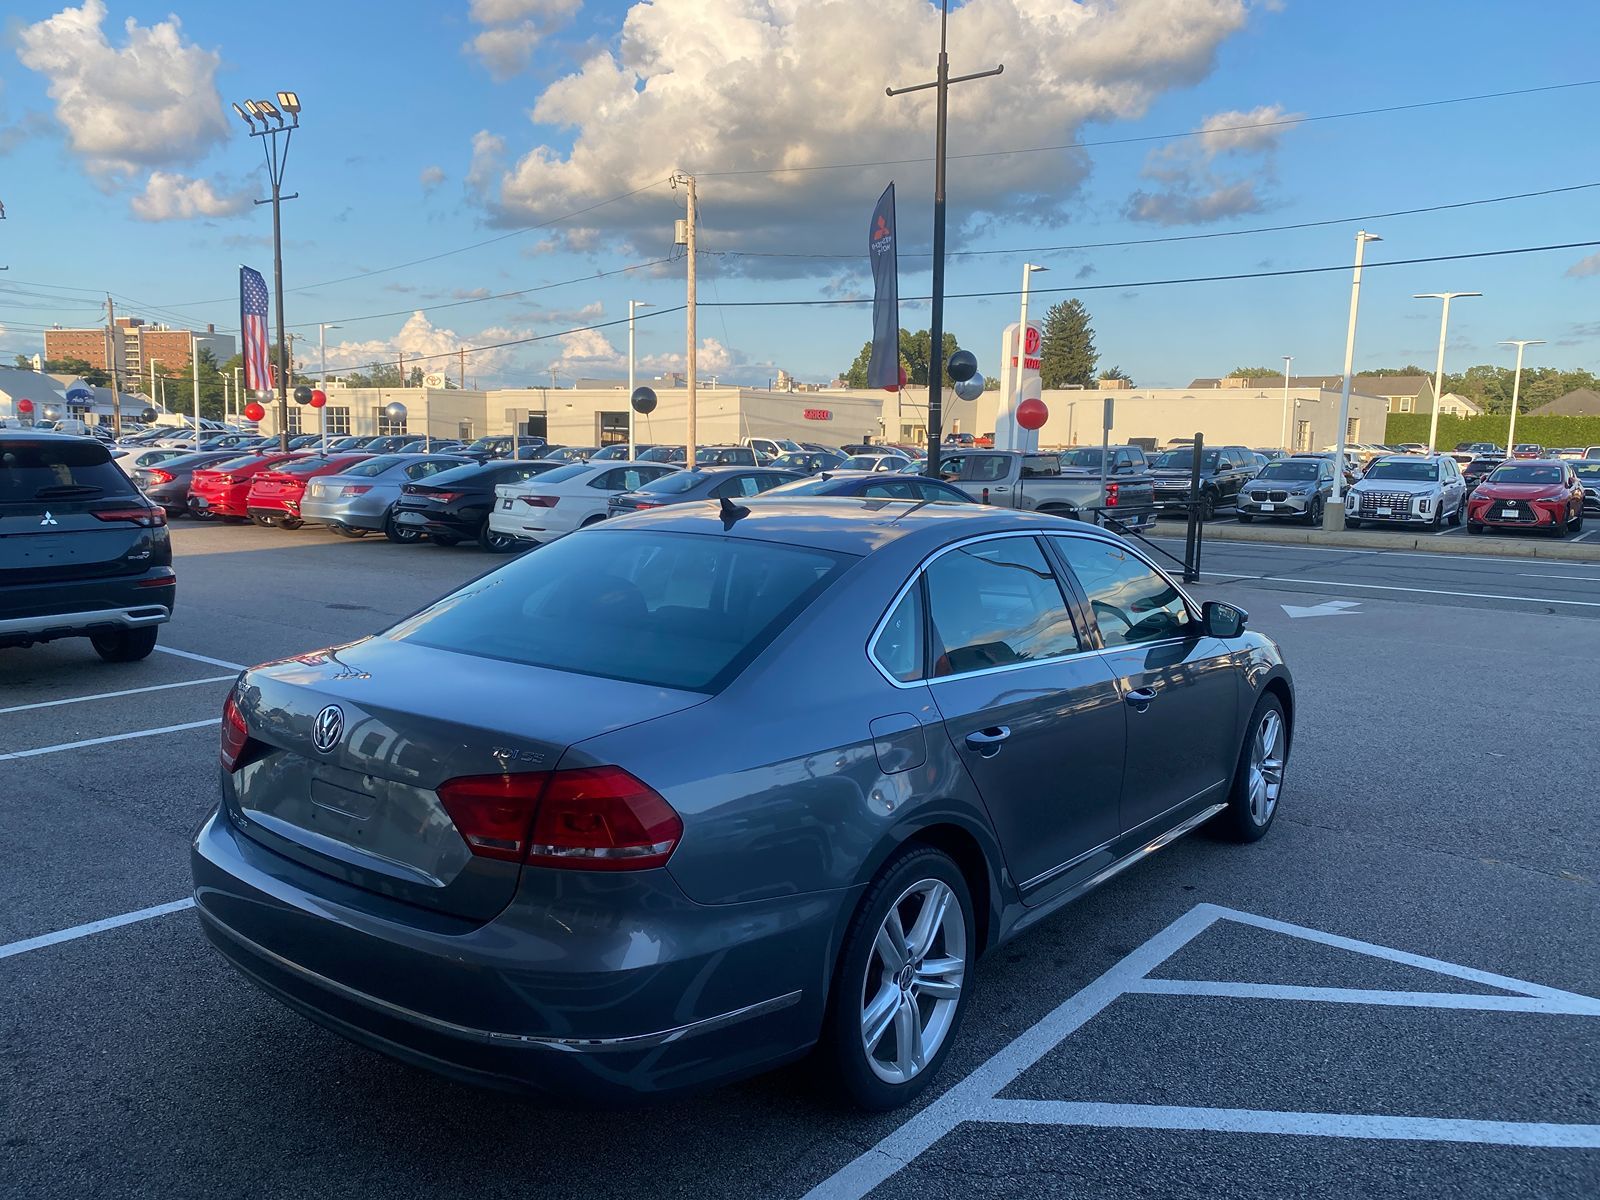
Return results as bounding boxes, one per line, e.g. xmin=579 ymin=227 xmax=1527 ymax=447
xmin=545 ymin=327 xmax=624 ymax=377
xmin=1126 ymin=102 xmax=1302 ymax=226
xmin=130 ymin=171 xmax=252 ymax=221
xmin=327 ymin=312 xmax=528 ymax=381
xmin=15 ymin=0 xmax=228 ymax=180
xmin=1566 ymin=252 xmax=1600 ymax=279
xmin=466 ymin=0 xmax=583 ymax=81
xmin=466 ymin=0 xmax=1251 ymax=273
xmin=420 ymin=165 xmax=447 ymax=191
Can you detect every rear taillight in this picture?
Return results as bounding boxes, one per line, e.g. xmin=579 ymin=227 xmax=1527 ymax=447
xmin=1105 ymin=482 xmax=1119 ymax=507
xmin=339 ymin=485 xmax=372 ymax=496
xmin=429 ymin=491 xmax=463 ymax=503
xmin=146 ymin=469 xmax=175 ymax=485
xmin=436 ymin=766 xmax=682 ymax=870
xmin=220 ymin=693 xmax=250 ymax=773
xmin=518 ymin=495 xmax=558 ymax=507
xmin=93 ymin=506 xmax=166 ymax=527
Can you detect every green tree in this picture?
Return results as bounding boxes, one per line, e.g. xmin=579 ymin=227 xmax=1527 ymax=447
xmin=38 ymin=356 xmax=112 ymax=387
xmin=844 ymin=329 xmax=959 ymax=388
xmin=1227 ymin=366 xmax=1282 ymax=380
xmin=1038 ymin=299 xmax=1096 ymax=389
xmin=1100 ymin=365 xmax=1134 ymax=386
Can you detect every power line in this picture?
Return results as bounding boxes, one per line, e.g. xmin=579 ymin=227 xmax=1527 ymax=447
xmin=695 ymin=78 xmax=1600 ymax=177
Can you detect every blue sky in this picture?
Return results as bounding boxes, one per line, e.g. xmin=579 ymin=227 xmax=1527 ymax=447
xmin=1 ymin=0 xmax=1597 ymax=389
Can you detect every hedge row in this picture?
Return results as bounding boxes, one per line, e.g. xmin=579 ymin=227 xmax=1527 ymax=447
xmin=1382 ymin=413 xmax=1600 ymax=449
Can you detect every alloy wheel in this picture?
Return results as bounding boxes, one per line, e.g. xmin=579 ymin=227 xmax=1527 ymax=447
xmin=860 ymin=879 xmax=967 ymax=1085
xmin=1247 ymin=709 xmax=1285 ymax=825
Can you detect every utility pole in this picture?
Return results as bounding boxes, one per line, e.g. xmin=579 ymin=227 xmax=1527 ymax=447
xmin=673 ymin=172 xmax=698 ymax=466
xmin=459 ymin=346 xmax=466 ymax=390
xmin=1499 ymin=339 xmax=1545 ymax=453
xmin=888 ymin=0 xmax=1002 ymax=472
xmin=105 ymin=294 xmax=122 ymax=437
xmin=1416 ymin=291 xmax=1482 ymax=453
xmin=398 ymin=349 xmax=406 ymax=392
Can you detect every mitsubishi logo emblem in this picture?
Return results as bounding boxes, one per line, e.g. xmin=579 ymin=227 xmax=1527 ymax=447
xmin=40 ymin=511 xmax=58 ymax=526
xmin=312 ymin=704 xmax=345 ymax=754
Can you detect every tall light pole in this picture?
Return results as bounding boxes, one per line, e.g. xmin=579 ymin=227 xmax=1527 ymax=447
xmin=1500 ymin=338 xmax=1544 ymax=453
xmin=628 ymin=300 xmax=654 ymax=460
xmin=149 ymin=358 xmax=159 ymax=416
xmin=888 ymin=0 xmax=1002 ymax=472
xmin=1326 ymin=230 xmax=1380 ymax=529
xmin=191 ymin=334 xmax=202 ymax=448
xmin=231 ymin=91 xmax=301 ymax=452
xmin=1415 ymin=291 xmax=1481 ymax=453
xmin=319 ymin=322 xmax=340 ymax=453
xmin=1280 ymin=355 xmax=1293 ymax=451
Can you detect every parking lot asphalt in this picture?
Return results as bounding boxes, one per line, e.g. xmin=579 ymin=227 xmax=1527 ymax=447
xmin=3 ymin=520 xmax=1597 ymax=1199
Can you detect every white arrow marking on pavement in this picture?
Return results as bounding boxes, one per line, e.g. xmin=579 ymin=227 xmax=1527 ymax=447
xmin=1280 ymin=599 xmax=1362 ymax=618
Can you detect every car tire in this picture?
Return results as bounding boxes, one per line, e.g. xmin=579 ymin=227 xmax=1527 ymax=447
xmin=91 ymin=627 xmax=159 ymax=663
xmin=1430 ymin=503 xmax=1443 ymax=529
xmin=820 ymin=845 xmax=976 ymax=1112
xmin=1199 ymin=490 xmax=1216 ymax=521
xmin=1210 ymin=691 xmax=1288 ymax=844
xmin=1572 ymin=510 xmax=1585 ymax=533
xmin=479 ymin=521 xmax=518 ymax=553
xmin=1305 ymin=497 xmax=1324 ymax=525
xmin=1467 ymin=520 xmax=1483 ymax=535
xmin=250 ymin=514 xmax=274 ymax=527
xmin=278 ymin=517 xmax=303 ymax=530
xmin=331 ymin=524 xmax=366 ymax=538
xmin=1236 ymin=512 xmax=1253 ymax=523
xmin=383 ymin=510 xmax=423 ymax=544
xmin=1449 ymin=498 xmax=1463 ymax=527
xmin=1345 ymin=517 xmax=1362 ymax=530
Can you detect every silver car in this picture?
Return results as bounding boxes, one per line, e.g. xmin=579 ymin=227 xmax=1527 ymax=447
xmin=192 ymin=501 xmax=1293 ymax=1109
xmin=1345 ymin=454 xmax=1468 ymax=528
xmin=299 ymin=452 xmax=468 ymax=539
xmin=1237 ymin=457 xmax=1335 ymax=524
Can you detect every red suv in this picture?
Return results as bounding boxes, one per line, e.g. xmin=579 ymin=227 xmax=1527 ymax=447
xmin=246 ymin=454 xmax=372 ymax=529
xmin=1466 ymin=459 xmax=1585 ymax=537
xmin=190 ymin=453 xmax=300 ymax=521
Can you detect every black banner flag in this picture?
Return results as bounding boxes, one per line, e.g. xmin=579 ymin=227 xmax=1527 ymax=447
xmin=866 ymin=184 xmax=899 ymax=389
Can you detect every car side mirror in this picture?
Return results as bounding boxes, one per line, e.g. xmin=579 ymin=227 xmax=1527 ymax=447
xmin=1201 ymin=600 xmax=1248 ymax=639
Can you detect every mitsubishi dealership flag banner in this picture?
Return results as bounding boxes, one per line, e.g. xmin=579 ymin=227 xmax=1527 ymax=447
xmin=240 ymin=266 xmax=272 ymax=393
xmin=866 ymin=183 xmax=899 ymax=389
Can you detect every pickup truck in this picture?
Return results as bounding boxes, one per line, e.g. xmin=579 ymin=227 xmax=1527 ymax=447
xmin=1149 ymin=444 xmax=1258 ymax=519
xmin=933 ymin=448 xmax=1158 ymax=530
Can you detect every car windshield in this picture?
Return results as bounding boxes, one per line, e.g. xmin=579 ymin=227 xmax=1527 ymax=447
xmin=843 ymin=455 xmax=897 ymax=470
xmin=524 ymin=463 xmax=592 ymax=485
xmin=464 ymin=438 xmax=508 ymax=453
xmin=1258 ymin=461 xmax=1320 ymax=481
xmin=1 ymin=439 xmax=137 ymax=501
xmin=763 ymin=476 xmax=843 ymax=495
xmin=275 ymin=456 xmax=344 ymax=476
xmin=638 ymin=446 xmax=685 ymax=462
xmin=1363 ymin=460 xmax=1438 ymax=481
xmin=1574 ymin=462 xmax=1600 ymax=479
xmin=637 ymin=470 xmax=705 ymax=495
xmin=1489 ymin=465 xmax=1563 ymax=484
xmin=391 ymin=529 xmax=854 ymax=692
xmin=210 ymin=454 xmax=265 ymax=472
xmin=340 ymin=454 xmax=415 ymax=478
xmin=1154 ymin=449 xmax=1219 ymax=470
xmin=1515 ymin=445 xmax=1541 ymax=452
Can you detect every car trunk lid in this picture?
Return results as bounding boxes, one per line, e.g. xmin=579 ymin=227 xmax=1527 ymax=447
xmin=228 ymin=636 xmax=706 ymax=920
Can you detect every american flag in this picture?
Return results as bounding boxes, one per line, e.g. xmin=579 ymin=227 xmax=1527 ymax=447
xmin=240 ymin=266 xmax=271 ymax=392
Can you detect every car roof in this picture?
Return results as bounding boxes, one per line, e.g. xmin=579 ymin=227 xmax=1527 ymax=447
xmin=604 ymin=496 xmax=1087 ymax=556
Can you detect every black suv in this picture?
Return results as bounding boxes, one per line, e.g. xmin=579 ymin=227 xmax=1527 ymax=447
xmin=1150 ymin=444 xmax=1257 ymax=519
xmin=1 ymin=433 xmax=175 ymax=661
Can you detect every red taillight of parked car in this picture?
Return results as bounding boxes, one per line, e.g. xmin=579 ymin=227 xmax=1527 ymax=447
xmin=1104 ymin=482 xmax=1119 ymax=507
xmin=437 ymin=766 xmax=682 ymax=869
xmin=92 ymin=505 xmax=167 ymax=527
xmin=339 ymin=485 xmax=372 ymax=497
xmin=428 ymin=491 xmax=463 ymax=503
xmin=518 ymin=494 xmax=559 ymax=507
xmin=220 ymin=693 xmax=250 ymax=773
xmin=145 ymin=469 xmax=175 ymax=486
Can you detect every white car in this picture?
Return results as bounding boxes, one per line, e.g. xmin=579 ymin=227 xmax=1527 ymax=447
xmin=1344 ymin=454 xmax=1468 ymax=528
xmin=839 ymin=453 xmax=912 ymax=473
xmin=488 ymin=460 xmax=680 ymax=546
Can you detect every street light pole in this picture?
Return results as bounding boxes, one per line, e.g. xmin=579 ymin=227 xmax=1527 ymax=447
xmin=319 ymin=322 xmax=340 ymax=454
xmin=1499 ymin=338 xmax=1545 ymax=453
xmin=888 ymin=0 xmax=1002 ymax=473
xmin=191 ymin=335 xmax=201 ymax=449
xmin=1416 ymin=291 xmax=1482 ymax=453
xmin=1326 ymin=230 xmax=1380 ymax=529
xmin=1009 ymin=262 xmax=1046 ymax=449
xmin=1280 ymin=355 xmax=1293 ymax=451
xmin=628 ymin=300 xmax=653 ymax=460
xmin=232 ymin=92 xmax=301 ymax=453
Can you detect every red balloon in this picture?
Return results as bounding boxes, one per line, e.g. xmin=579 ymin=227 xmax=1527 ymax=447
xmin=1016 ymin=397 xmax=1049 ymax=431
xmin=309 ymin=389 xmax=327 ymax=409
xmin=16 ymin=398 xmax=33 ymax=414
xmin=243 ymin=401 xmax=266 ymax=422
xmin=883 ymin=364 xmax=908 ymax=394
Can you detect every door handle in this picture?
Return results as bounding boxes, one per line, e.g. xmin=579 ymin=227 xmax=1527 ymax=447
xmin=1125 ymin=686 xmax=1157 ymax=712
xmin=964 ymin=726 xmax=1010 ymax=758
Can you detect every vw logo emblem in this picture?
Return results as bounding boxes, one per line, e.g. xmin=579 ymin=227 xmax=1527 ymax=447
xmin=312 ymin=704 xmax=345 ymax=754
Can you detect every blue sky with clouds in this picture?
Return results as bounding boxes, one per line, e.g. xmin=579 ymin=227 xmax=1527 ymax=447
xmin=1 ymin=0 xmax=1597 ymax=388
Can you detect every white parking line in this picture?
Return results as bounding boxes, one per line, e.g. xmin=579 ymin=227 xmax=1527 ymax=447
xmin=803 ymin=903 xmax=1600 ymax=1199
xmin=0 ymin=675 xmax=234 ymax=716
xmin=1151 ymin=537 xmax=1600 ymax=568
xmin=1518 ymin=572 xmax=1600 ymax=582
xmin=0 ymin=718 xmax=219 ymax=762
xmin=0 ymin=898 xmax=194 ymax=961
xmin=1198 ymin=571 xmax=1600 ymax=608
xmin=154 ymin=646 xmax=245 ymax=670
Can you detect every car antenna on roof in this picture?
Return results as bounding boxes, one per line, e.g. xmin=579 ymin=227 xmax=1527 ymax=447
xmin=718 ymin=494 xmax=750 ymax=529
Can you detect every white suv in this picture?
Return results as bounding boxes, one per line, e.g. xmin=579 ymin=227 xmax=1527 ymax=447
xmin=1345 ymin=454 xmax=1467 ymax=528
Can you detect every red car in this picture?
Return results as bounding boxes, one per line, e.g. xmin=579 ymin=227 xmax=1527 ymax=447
xmin=1466 ymin=459 xmax=1586 ymax=537
xmin=245 ymin=454 xmax=372 ymax=529
xmin=190 ymin=453 xmax=300 ymax=522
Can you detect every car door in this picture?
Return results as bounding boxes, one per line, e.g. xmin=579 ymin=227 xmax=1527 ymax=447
xmin=915 ymin=534 xmax=1127 ymax=895
xmin=1048 ymin=534 xmax=1239 ymax=835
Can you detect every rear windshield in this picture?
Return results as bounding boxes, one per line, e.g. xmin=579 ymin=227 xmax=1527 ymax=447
xmin=211 ymin=454 xmax=266 ymax=472
xmin=159 ymin=452 xmax=233 ymax=470
xmin=639 ymin=470 xmax=705 ymax=495
xmin=341 ymin=454 xmax=413 ymax=477
xmin=274 ymin=455 xmax=344 ymax=476
xmin=1489 ymin=464 xmax=1563 ymax=484
xmin=526 ymin=463 xmax=591 ymax=485
xmin=1 ymin=439 xmax=138 ymax=502
xmin=1574 ymin=463 xmax=1600 ymax=479
xmin=1154 ymin=449 xmax=1220 ymax=470
xmin=391 ymin=529 xmax=855 ymax=692
xmin=1258 ymin=461 xmax=1319 ymax=481
xmin=1364 ymin=460 xmax=1438 ymax=481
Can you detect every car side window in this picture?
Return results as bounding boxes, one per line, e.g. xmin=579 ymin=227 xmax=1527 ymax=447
xmin=873 ymin=581 xmax=925 ymax=683
xmin=1052 ymin=537 xmax=1190 ymax=648
xmin=405 ymin=461 xmax=442 ymax=480
xmin=713 ymin=474 xmax=761 ymax=498
xmin=924 ymin=537 xmax=1082 ymax=677
xmin=589 ymin=468 xmax=623 ymax=490
xmin=751 ymin=473 xmax=790 ymax=493
xmin=864 ymin=479 xmax=917 ymax=499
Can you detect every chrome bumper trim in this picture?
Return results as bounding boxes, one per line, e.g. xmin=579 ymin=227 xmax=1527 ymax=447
xmin=197 ymin=904 xmax=802 ymax=1054
xmin=0 ymin=604 xmax=170 ymax=637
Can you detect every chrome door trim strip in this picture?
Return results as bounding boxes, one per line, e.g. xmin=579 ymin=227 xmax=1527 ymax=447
xmin=197 ymin=905 xmax=801 ymax=1054
xmin=1077 ymin=803 xmax=1228 ymax=894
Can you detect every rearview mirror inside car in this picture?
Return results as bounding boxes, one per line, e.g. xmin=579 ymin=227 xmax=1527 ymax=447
xmin=1202 ymin=600 xmax=1248 ymax=639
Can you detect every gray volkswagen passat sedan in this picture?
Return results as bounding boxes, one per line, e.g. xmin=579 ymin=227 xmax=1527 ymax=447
xmin=192 ymin=500 xmax=1293 ymax=1109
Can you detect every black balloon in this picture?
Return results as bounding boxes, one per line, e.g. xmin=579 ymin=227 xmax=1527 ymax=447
xmin=293 ymin=384 xmax=313 ymax=405
xmin=946 ymin=349 xmax=978 ymax=383
xmin=630 ymin=386 xmax=658 ymax=415
xmin=140 ymin=408 xmax=158 ymax=423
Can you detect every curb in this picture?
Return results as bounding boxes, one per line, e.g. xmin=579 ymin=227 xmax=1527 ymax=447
xmin=1164 ymin=520 xmax=1600 ymax=562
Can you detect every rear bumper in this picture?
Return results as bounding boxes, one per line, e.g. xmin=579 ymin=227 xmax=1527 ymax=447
xmin=300 ymin=494 xmax=391 ymax=529
xmin=389 ymin=508 xmax=479 ymax=538
xmin=0 ymin=572 xmax=173 ymax=645
xmin=190 ymin=808 xmax=838 ymax=1099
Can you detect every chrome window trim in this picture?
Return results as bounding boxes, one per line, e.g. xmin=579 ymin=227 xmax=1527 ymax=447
xmin=866 ymin=527 xmax=1199 ymax=690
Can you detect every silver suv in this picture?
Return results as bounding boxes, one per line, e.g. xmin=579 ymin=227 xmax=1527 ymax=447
xmin=1345 ymin=454 xmax=1467 ymax=528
